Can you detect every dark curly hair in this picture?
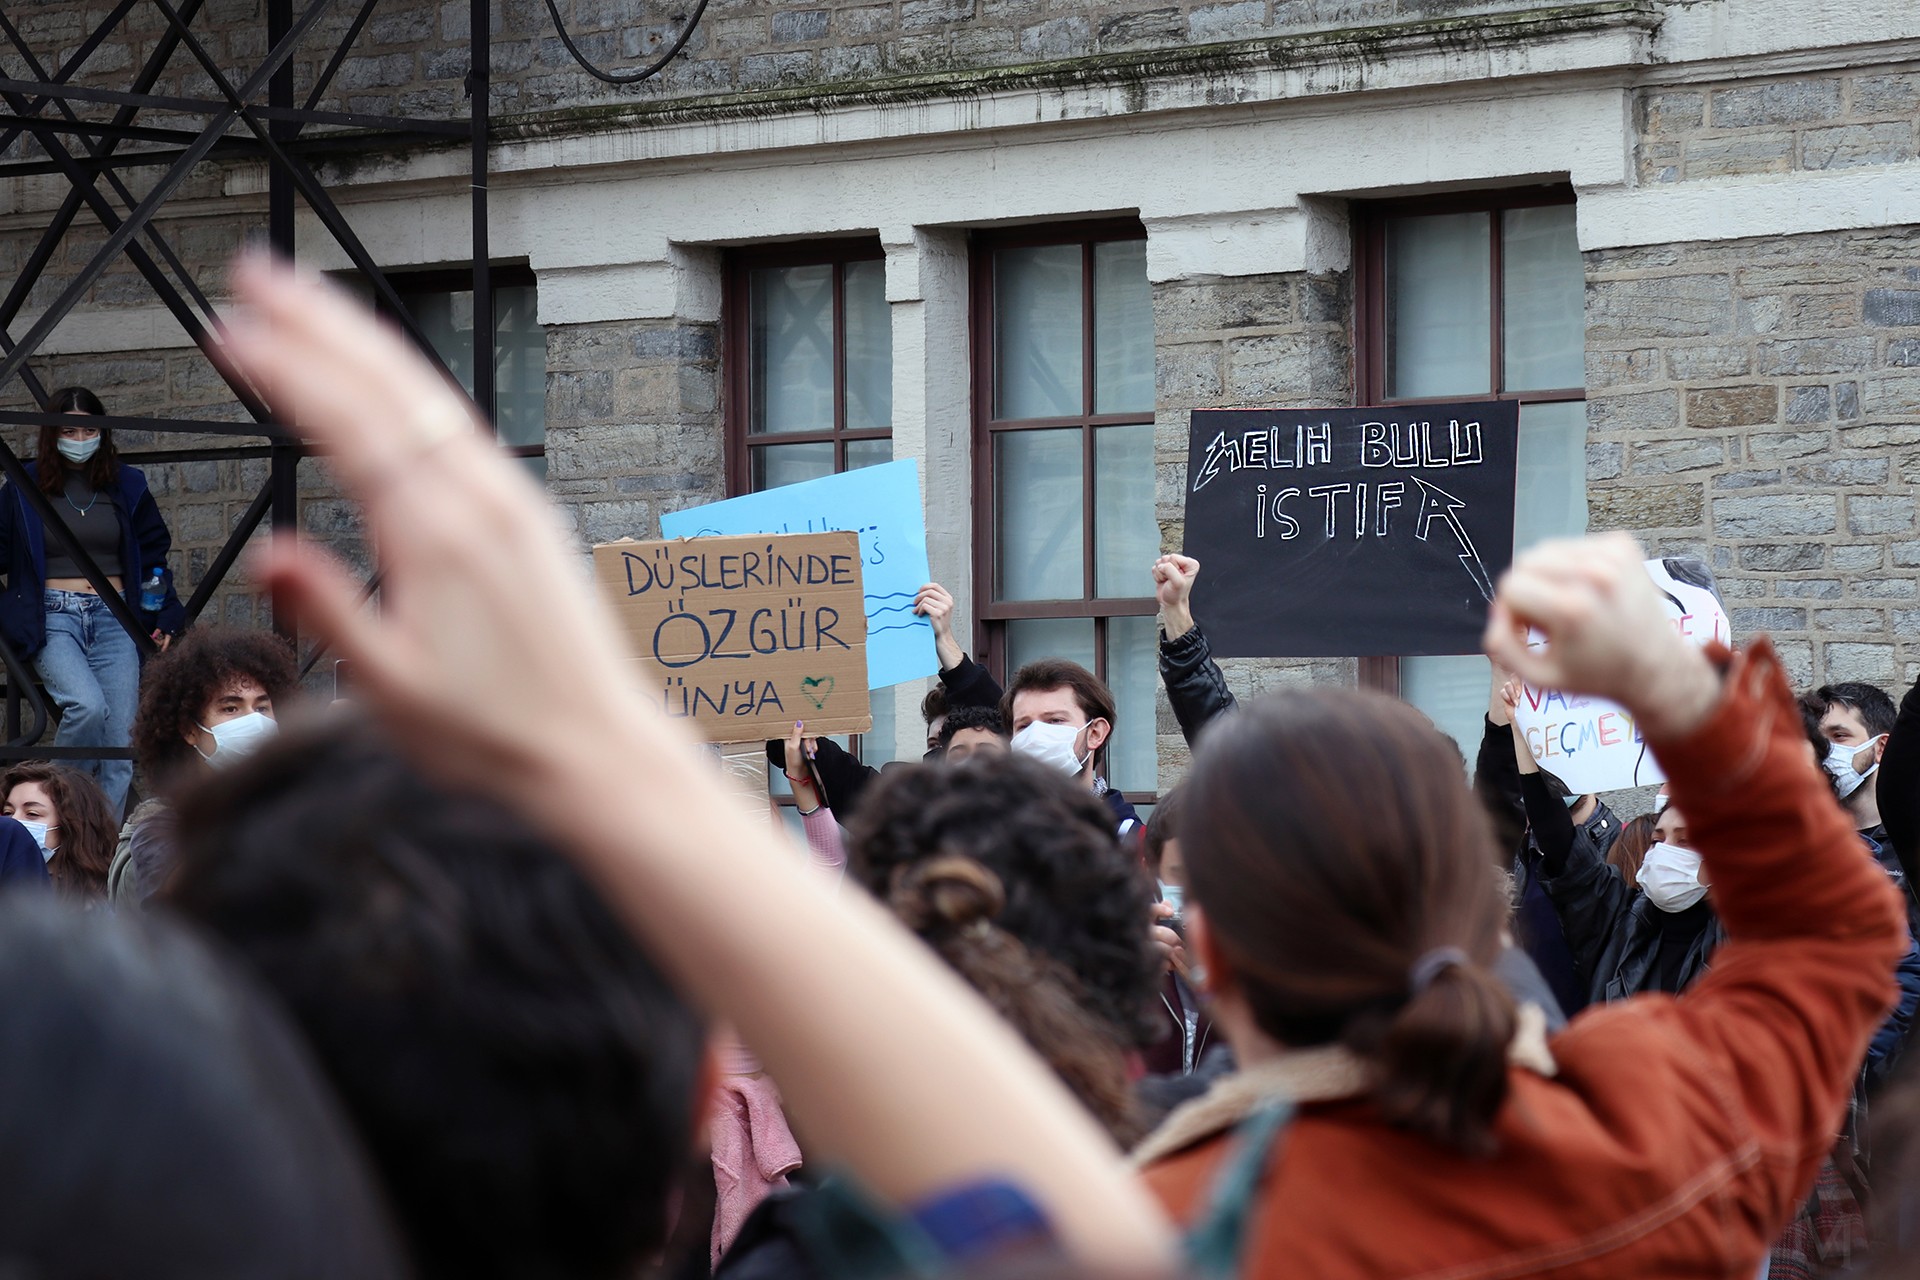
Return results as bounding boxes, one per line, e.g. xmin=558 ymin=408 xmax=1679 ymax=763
xmin=0 ymin=762 xmax=116 ymax=900
xmin=165 ymin=718 xmax=706 ymax=1280
xmin=936 ymin=704 xmax=1004 ymax=749
xmin=132 ymin=626 xmax=297 ymax=793
xmin=845 ymin=753 xmax=1161 ymax=1047
xmin=887 ymin=855 xmax=1142 ymax=1145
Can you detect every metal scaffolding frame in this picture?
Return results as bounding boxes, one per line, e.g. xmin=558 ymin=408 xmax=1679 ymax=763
xmin=0 ymin=0 xmax=494 ymax=758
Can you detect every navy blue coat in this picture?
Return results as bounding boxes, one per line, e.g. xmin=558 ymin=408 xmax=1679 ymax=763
xmin=0 ymin=815 xmax=48 ymax=889
xmin=0 ymin=462 xmax=185 ymax=659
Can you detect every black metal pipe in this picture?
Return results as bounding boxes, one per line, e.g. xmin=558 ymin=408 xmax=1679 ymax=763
xmin=184 ymin=481 xmax=276 ymax=627
xmin=0 ymin=0 xmax=142 ymax=155
xmin=0 ymin=410 xmax=294 ymax=440
xmin=471 ymin=0 xmax=494 ymax=425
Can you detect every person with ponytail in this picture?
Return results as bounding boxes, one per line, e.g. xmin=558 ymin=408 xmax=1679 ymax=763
xmin=1136 ymin=533 xmax=1907 ymax=1278
xmin=0 ymin=387 xmax=184 ymax=817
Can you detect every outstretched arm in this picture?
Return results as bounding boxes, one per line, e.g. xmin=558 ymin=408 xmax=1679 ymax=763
xmin=223 ymin=258 xmax=1174 ymax=1267
xmin=1154 ymin=554 xmax=1237 ymax=745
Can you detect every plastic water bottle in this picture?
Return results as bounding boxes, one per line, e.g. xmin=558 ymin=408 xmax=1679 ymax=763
xmin=139 ymin=566 xmax=166 ymax=613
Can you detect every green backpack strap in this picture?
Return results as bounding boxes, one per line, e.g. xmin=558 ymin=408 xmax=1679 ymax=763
xmin=1182 ymin=1099 xmax=1296 ymax=1280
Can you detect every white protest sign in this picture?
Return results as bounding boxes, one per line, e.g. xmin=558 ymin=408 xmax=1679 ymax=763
xmin=1510 ymin=558 xmax=1731 ymax=794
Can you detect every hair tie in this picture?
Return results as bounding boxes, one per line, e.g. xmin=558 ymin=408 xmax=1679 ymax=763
xmin=1409 ymin=946 xmax=1469 ymax=994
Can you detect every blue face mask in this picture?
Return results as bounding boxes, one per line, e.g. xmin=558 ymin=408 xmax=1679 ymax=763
xmin=16 ymin=819 xmax=54 ymax=861
xmin=56 ymin=436 xmax=100 ymax=464
xmin=1561 ymin=795 xmax=1583 ymax=810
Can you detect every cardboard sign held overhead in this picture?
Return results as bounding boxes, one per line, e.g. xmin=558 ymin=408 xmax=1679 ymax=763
xmin=1183 ymin=403 xmax=1520 ymax=657
xmin=593 ymin=531 xmax=872 ymax=742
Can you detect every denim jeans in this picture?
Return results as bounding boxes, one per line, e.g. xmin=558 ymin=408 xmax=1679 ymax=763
xmin=33 ymin=589 xmax=139 ymax=817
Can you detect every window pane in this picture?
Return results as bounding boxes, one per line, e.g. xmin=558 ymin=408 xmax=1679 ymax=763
xmin=752 ymin=441 xmax=835 ymax=491
xmin=1515 ymin=399 xmax=1590 ymax=549
xmin=1502 ymin=206 xmax=1585 ymax=392
xmin=1105 ymin=614 xmax=1158 ymax=793
xmin=1093 ymin=422 xmax=1157 ymax=597
xmin=493 ymin=285 xmax=547 ymax=449
xmin=844 ymin=259 xmax=892 ymax=431
xmin=1399 ymin=654 xmax=1489 ymax=771
xmin=1005 ymin=617 xmax=1096 ymax=682
xmin=750 ymin=264 xmax=835 ymax=434
xmin=1093 ymin=239 xmax=1153 ymax=415
xmin=863 ymin=685 xmax=904 ymax=766
xmin=845 ymin=437 xmax=894 ymax=471
xmin=995 ymin=245 xmax=1083 ymax=420
xmin=996 ymin=428 xmax=1084 ymax=601
xmin=1401 ymin=399 xmax=1588 ymax=766
xmin=400 ymin=285 xmax=546 ymax=452
xmin=1385 ymin=212 xmax=1492 ymax=399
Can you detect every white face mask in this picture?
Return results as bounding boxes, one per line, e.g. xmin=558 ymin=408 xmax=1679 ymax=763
xmin=1638 ymin=841 xmax=1708 ymax=913
xmin=1010 ymin=719 xmax=1100 ymax=778
xmin=56 ymin=436 xmax=100 ymax=464
xmin=1824 ymin=735 xmax=1886 ymax=799
xmin=17 ymin=819 xmax=54 ymax=861
xmin=196 ymin=711 xmax=277 ymax=767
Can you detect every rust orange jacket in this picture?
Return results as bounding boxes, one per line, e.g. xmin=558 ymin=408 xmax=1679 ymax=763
xmin=1139 ymin=639 xmax=1906 ymax=1279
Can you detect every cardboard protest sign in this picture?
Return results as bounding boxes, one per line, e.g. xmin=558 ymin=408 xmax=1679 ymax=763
xmin=659 ymin=460 xmax=937 ymax=690
xmin=1510 ymin=558 xmax=1731 ymax=794
xmin=1183 ymin=403 xmax=1520 ymax=657
xmin=592 ymin=531 xmax=871 ymax=741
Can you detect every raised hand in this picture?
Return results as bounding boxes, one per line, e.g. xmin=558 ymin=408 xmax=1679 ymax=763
xmin=1152 ymin=553 xmax=1200 ymax=640
xmin=913 ymin=582 xmax=964 ymax=671
xmin=1483 ymin=533 xmax=1719 ymax=741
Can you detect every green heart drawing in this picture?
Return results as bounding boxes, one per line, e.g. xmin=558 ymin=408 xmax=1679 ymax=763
xmin=799 ymin=675 xmax=835 ymax=710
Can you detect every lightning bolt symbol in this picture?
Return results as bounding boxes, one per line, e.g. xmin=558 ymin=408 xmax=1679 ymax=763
xmin=1410 ymin=476 xmax=1494 ymax=603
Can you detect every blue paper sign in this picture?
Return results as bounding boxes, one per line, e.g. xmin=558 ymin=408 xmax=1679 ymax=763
xmin=659 ymin=460 xmax=937 ymax=689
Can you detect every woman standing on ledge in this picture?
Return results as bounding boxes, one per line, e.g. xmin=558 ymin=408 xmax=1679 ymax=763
xmin=0 ymin=387 xmax=185 ymax=817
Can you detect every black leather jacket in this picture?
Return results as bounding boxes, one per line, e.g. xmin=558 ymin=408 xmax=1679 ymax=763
xmin=1158 ymin=625 xmax=1236 ymax=747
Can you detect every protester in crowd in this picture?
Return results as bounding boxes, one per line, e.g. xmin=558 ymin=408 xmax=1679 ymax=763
xmin=0 ymin=387 xmax=185 ymax=817
xmin=223 ymin=255 xmax=1175 ymax=1269
xmin=1152 ymin=554 xmax=1235 ymax=746
xmin=1478 ymin=668 xmax=1588 ymax=1018
xmin=0 ymin=813 xmax=47 ymax=889
xmin=936 ymin=704 xmax=1006 ymax=763
xmin=0 ymin=893 xmax=408 ymax=1278
xmin=1141 ymin=786 xmax=1210 ymax=1080
xmin=781 ymin=719 xmax=849 ymax=881
xmin=1606 ymin=812 xmax=1657 ymax=886
xmin=846 ymin=754 xmax=1161 ymax=1063
xmin=1134 ymin=532 xmax=1906 ymax=1277
xmin=764 ymin=582 xmax=985 ymax=821
xmin=167 ymin=718 xmax=710 ymax=1280
xmin=111 ymin=624 xmax=295 ymax=905
xmin=1 ymin=761 xmax=115 ymax=902
xmin=1814 ymin=682 xmax=1901 ymax=871
xmin=1001 ymin=659 xmax=1141 ymax=841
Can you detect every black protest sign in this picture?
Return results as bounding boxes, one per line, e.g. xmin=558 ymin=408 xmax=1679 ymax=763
xmin=1182 ymin=403 xmax=1519 ymax=658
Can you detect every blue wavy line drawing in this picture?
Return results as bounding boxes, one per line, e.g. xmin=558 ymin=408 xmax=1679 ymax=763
xmin=868 ymin=621 xmax=927 ymax=636
xmin=869 ymin=606 xmax=919 ymax=618
xmin=866 ymin=591 xmax=918 ymax=602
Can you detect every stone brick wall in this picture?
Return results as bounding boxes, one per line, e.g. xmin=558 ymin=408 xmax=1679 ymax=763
xmin=1150 ymin=269 xmax=1354 ymax=781
xmin=3 ymin=0 xmax=1560 ymax=126
xmin=543 ymin=318 xmax=723 ymax=547
xmin=1584 ymin=225 xmax=1920 ymax=690
xmin=1637 ymin=66 xmax=1919 ymax=184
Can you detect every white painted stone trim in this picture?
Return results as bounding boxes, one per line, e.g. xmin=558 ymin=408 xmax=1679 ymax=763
xmin=1579 ymin=165 xmax=1920 ymax=251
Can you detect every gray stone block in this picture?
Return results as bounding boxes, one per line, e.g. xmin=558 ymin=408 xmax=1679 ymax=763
xmin=1738 ymin=543 xmax=1823 ymax=571
xmin=901 ymin=0 xmax=973 ymax=30
xmin=1755 ymin=337 xmax=1874 ymax=376
xmin=1587 ymin=274 xmax=1734 ymax=340
xmin=1776 ymin=578 xmax=1844 ymax=599
xmin=1814 ymin=608 xmax=1884 ymax=632
xmin=1713 ymin=469 xmax=1782 ymax=490
xmin=1712 ymin=494 xmax=1838 ymax=537
xmin=1847 ymin=495 xmax=1918 ymax=535
xmin=1709 ymin=79 xmax=1844 ymax=128
xmin=1019 ymin=14 xmax=1088 ymax=56
xmin=1188 ymin=0 xmax=1267 ymax=41
xmin=1834 ymin=545 xmax=1887 ymax=571
xmin=1822 ymin=642 xmax=1898 ymax=683
xmin=1587 ymin=389 xmax=1679 ymax=431
xmin=1732 ymin=606 xmax=1809 ymax=632
xmin=1587 ymin=441 xmax=1624 ymax=480
xmin=1663 ymin=343 xmax=1751 ymax=380
xmin=1589 ymin=484 xmax=1704 ymax=530
xmin=1790 ymin=457 xmax=1889 ymax=486
xmin=1801 ymin=122 xmax=1914 ymax=171
xmin=771 ymin=9 xmax=831 ymax=42
xmin=1784 ymin=385 xmax=1832 ymax=424
xmin=1852 ymin=578 xmax=1916 ymax=598
xmin=1854 ymin=72 xmax=1920 ymax=115
xmin=1097 ymin=6 xmax=1182 ymax=44
xmin=1867 ymin=289 xmax=1920 ymax=327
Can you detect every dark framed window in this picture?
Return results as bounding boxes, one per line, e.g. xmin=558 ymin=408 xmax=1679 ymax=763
xmin=1353 ymin=185 xmax=1589 ymax=755
xmin=971 ymin=221 xmax=1160 ymax=804
xmin=384 ymin=265 xmax=546 ymax=476
xmin=723 ymin=239 xmax=899 ymax=803
xmin=724 ymin=238 xmax=892 ymax=497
